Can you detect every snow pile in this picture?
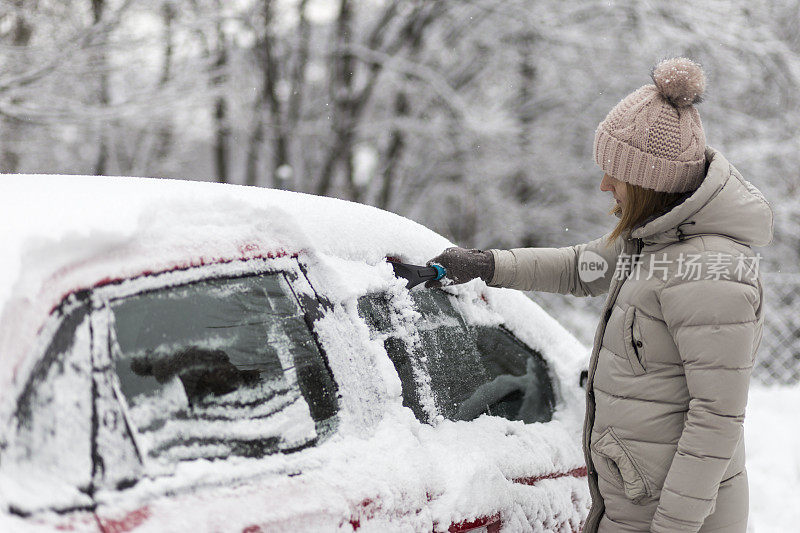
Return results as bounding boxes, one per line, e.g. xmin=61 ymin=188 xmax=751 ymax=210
xmin=745 ymin=384 xmax=800 ymax=532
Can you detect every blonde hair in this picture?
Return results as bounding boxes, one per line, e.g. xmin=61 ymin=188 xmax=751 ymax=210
xmin=605 ymin=182 xmax=689 ymax=246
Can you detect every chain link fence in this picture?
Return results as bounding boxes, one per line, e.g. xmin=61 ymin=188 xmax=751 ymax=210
xmin=754 ymin=272 xmax=800 ymax=386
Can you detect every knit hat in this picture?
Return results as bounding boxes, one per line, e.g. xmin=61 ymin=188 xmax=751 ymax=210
xmin=593 ymin=57 xmax=707 ymax=193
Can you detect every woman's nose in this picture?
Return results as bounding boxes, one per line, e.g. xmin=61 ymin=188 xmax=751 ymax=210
xmin=600 ymin=174 xmax=612 ymax=192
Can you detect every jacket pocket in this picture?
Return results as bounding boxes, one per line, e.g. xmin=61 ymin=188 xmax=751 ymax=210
xmin=591 ymin=427 xmax=652 ymax=504
xmin=623 ymin=306 xmax=646 ymax=375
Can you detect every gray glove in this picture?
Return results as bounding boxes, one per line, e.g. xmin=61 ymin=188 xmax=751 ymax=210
xmin=425 ymin=247 xmax=495 ymax=288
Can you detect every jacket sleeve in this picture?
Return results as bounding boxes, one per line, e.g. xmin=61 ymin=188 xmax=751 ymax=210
xmin=650 ymin=266 xmax=760 ymax=532
xmin=486 ymin=230 xmax=625 ymax=297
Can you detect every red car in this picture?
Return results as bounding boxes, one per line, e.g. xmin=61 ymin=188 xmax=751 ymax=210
xmin=0 ymin=175 xmax=590 ymax=532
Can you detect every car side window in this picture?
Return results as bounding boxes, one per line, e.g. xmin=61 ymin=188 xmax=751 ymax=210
xmin=469 ymin=325 xmax=555 ymax=424
xmin=108 ymin=273 xmax=327 ymax=465
xmin=357 ymin=290 xmax=555 ymax=424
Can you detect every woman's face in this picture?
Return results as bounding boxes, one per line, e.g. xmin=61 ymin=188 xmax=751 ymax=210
xmin=600 ymin=173 xmax=627 ymax=209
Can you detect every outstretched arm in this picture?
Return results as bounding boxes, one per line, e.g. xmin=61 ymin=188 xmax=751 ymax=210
xmin=487 ymin=230 xmax=625 ymax=296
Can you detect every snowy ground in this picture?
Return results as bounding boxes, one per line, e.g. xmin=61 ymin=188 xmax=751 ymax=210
xmin=745 ymin=384 xmax=800 ymax=532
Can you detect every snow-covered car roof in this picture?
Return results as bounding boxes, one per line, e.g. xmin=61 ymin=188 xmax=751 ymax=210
xmin=0 ymin=174 xmax=587 ymax=429
xmin=1 ymin=174 xmax=452 ymax=307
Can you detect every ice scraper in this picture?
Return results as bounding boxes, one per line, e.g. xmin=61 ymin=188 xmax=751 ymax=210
xmin=390 ymin=261 xmax=446 ymax=289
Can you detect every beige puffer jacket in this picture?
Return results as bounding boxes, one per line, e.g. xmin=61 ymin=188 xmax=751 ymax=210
xmin=488 ymin=146 xmax=774 ymax=532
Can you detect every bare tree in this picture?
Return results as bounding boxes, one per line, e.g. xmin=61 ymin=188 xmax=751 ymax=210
xmin=152 ymin=0 xmax=176 ymax=165
xmin=212 ymin=7 xmax=230 ymax=183
xmin=0 ymin=0 xmax=33 ymax=173
xmin=91 ymin=0 xmax=110 ymax=175
xmin=316 ymin=0 xmax=446 ymax=201
xmin=285 ymin=0 xmax=310 ymax=191
xmin=245 ymin=0 xmax=289 ymax=188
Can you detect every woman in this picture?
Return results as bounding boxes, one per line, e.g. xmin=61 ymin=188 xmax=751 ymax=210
xmin=426 ymin=57 xmax=774 ymax=532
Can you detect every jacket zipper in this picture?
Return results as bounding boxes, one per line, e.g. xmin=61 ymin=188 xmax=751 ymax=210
xmin=631 ymin=239 xmax=644 ymax=356
xmin=583 ymin=236 xmax=641 ymax=531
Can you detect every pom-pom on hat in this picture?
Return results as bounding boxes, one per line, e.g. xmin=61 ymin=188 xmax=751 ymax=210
xmin=593 ymin=57 xmax=707 ymax=193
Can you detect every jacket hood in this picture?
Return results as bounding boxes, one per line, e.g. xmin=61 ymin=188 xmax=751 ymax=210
xmin=629 ymin=146 xmax=774 ymax=247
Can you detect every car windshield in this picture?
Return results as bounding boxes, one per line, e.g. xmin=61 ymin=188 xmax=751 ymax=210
xmin=110 ymin=273 xmax=321 ymax=463
xmin=358 ymin=290 xmax=554 ymax=424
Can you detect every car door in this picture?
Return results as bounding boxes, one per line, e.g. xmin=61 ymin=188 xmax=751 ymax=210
xmin=87 ymin=259 xmax=341 ymax=531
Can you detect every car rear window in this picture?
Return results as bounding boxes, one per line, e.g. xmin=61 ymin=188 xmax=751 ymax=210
xmin=110 ymin=273 xmax=326 ymax=463
xmin=358 ymin=290 xmax=554 ymax=424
